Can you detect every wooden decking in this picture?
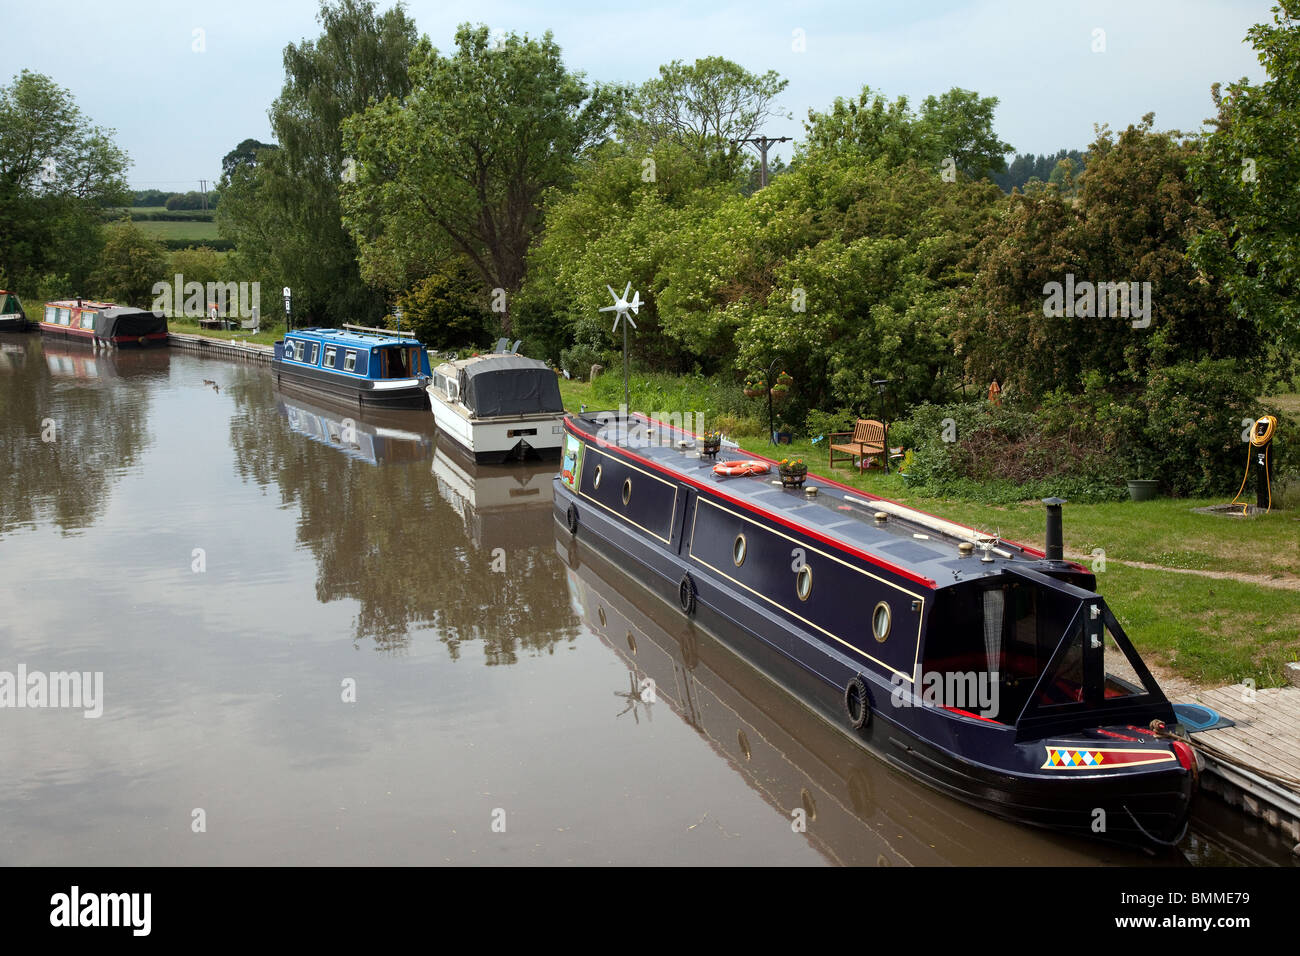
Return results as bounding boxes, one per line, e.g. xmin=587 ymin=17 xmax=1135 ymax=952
xmin=1176 ymin=684 xmax=1300 ymax=846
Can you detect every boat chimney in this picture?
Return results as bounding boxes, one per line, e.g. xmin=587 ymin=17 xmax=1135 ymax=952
xmin=1042 ymin=497 xmax=1066 ymax=561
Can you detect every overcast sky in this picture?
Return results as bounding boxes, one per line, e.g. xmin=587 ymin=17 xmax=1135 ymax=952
xmin=6 ymin=0 xmax=1277 ymax=189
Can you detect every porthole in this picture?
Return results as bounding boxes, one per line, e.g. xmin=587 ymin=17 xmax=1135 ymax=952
xmin=796 ymin=564 xmax=813 ymax=602
xmin=737 ymin=730 xmax=751 ymax=762
xmin=593 ymin=464 xmax=602 ymax=489
xmin=621 ymin=478 xmax=632 ymax=506
xmin=626 ymin=631 xmax=637 ymax=655
xmin=872 ymin=601 xmax=892 ymax=642
xmin=597 ymin=606 xmax=606 ymax=629
xmin=732 ymin=533 xmax=747 ymax=567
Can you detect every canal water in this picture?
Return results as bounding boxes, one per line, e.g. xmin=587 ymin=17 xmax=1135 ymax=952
xmin=0 ymin=334 xmax=1291 ymax=866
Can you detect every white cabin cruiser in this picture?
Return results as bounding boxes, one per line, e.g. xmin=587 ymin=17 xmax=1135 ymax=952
xmin=426 ymin=347 xmax=566 ymax=463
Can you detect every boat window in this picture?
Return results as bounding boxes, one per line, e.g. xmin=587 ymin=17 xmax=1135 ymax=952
xmin=309 ymin=343 xmax=319 ymax=365
xmin=873 ymin=602 xmax=891 ymax=641
xmin=80 ymin=311 xmax=96 ymax=330
xmin=324 ymin=346 xmax=337 ymax=368
xmin=59 ymin=308 xmax=72 ymax=325
xmin=732 ymin=534 xmax=746 ymax=567
xmin=294 ymin=341 xmax=306 ymax=362
xmin=1035 ymin=622 xmax=1085 ymax=706
xmin=621 ymin=478 xmax=632 ymax=505
xmin=1102 ymin=623 xmax=1154 ymax=698
xmin=796 ymin=564 xmax=812 ymax=601
xmin=45 ymin=306 xmax=56 ymax=323
xmin=593 ymin=464 xmax=602 ymax=489
xmin=344 ymin=351 xmax=357 ymax=372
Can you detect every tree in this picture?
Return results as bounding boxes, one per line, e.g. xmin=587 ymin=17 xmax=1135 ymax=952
xmin=918 ymin=88 xmax=1012 ymax=178
xmin=92 ymin=219 xmax=167 ymax=307
xmin=221 ymin=139 xmax=277 ymax=178
xmin=341 ymin=24 xmax=620 ymax=335
xmin=1189 ymin=0 xmax=1300 ymax=349
xmin=394 ymin=257 xmax=488 ymax=350
xmin=219 ymin=0 xmax=417 ymax=326
xmin=0 ymin=70 xmax=129 ymax=290
xmin=625 ymin=57 xmax=788 ymax=182
xmin=955 ymin=116 xmax=1258 ymax=399
xmin=800 ymin=84 xmax=1010 ymax=181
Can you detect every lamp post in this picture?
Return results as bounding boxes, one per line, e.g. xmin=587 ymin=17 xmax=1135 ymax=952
xmin=282 ymin=286 xmax=292 ymax=333
xmin=395 ymin=306 xmax=403 ymax=340
xmin=753 ymin=357 xmax=792 ymax=446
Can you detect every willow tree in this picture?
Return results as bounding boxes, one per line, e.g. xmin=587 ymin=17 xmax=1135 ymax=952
xmin=341 ymin=24 xmax=620 ymax=335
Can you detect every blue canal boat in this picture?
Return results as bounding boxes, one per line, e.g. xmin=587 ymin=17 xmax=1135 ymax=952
xmin=554 ymin=410 xmax=1199 ymax=846
xmin=273 ymin=327 xmax=431 ymax=409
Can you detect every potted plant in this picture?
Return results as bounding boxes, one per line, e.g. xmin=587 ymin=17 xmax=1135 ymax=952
xmin=1126 ymin=451 xmax=1159 ymax=501
xmin=778 ymin=457 xmax=808 ymax=487
xmin=701 ymin=429 xmax=722 ymax=457
xmin=769 ymin=382 xmax=790 ymax=403
xmin=775 ymin=371 xmax=794 ymax=388
xmin=743 ymin=374 xmax=767 ymax=398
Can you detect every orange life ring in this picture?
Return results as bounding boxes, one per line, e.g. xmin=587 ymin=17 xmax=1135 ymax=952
xmin=712 ymin=460 xmax=770 ymax=478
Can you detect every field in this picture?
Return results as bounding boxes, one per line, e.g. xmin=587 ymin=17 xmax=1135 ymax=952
xmin=107 ymin=207 xmax=220 ymax=243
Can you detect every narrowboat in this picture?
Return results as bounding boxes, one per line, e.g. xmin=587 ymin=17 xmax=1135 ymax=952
xmin=272 ymin=327 xmax=431 ymax=409
xmin=426 ymin=348 xmax=565 ymax=463
xmin=276 ymin=391 xmax=435 ymax=466
xmin=39 ymin=298 xmax=168 ymax=348
xmin=0 ymin=291 xmax=28 ymax=331
xmin=554 ymin=411 xmax=1199 ymax=846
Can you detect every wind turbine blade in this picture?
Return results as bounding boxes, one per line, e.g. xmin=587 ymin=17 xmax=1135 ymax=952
xmin=598 ymin=304 xmax=617 ymax=312
xmin=626 ymin=315 xmax=637 ymax=329
xmin=606 ymin=285 xmax=618 ymax=302
xmin=630 ymin=291 xmax=640 ymax=313
xmin=622 ymin=281 xmax=632 ymax=301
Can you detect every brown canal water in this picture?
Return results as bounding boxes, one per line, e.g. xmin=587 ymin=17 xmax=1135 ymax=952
xmin=0 ymin=333 xmax=1292 ymax=866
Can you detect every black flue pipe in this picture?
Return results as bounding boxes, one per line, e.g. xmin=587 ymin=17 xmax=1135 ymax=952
xmin=1042 ymin=497 xmax=1066 ymax=561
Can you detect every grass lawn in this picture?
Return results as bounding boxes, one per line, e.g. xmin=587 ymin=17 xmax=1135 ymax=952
xmin=167 ymin=317 xmax=281 ymax=347
xmin=558 ymin=374 xmax=1300 ymax=689
xmin=132 ymin=219 xmax=220 ymax=242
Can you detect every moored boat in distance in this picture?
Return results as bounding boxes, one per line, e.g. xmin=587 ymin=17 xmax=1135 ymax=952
xmin=554 ymin=410 xmax=1199 ymax=846
xmin=0 ymin=291 xmax=29 ymax=331
xmin=39 ymin=298 xmax=168 ymax=348
xmin=426 ymin=344 xmax=565 ymax=463
xmin=272 ymin=326 xmax=431 ymax=409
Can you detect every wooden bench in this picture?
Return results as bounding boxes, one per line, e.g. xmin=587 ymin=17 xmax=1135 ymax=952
xmin=829 ymin=419 xmax=887 ymax=471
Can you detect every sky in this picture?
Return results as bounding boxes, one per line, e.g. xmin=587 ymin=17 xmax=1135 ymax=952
xmin=5 ymin=0 xmax=1278 ymax=189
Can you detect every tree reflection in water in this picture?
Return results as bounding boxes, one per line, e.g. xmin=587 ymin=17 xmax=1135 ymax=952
xmin=0 ymin=336 xmax=161 ymax=536
xmin=225 ymin=368 xmax=579 ymax=657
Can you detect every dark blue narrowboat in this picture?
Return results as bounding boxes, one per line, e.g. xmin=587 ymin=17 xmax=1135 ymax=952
xmin=554 ymin=411 xmax=1199 ymax=846
xmin=272 ymin=327 xmax=432 ymax=409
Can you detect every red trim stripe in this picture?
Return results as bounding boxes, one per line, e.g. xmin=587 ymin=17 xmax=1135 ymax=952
xmin=943 ymin=706 xmax=1000 ymax=723
xmin=570 ymin=418 xmax=937 ymax=589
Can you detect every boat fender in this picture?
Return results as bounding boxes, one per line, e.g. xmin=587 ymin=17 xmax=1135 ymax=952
xmin=566 ymin=503 xmax=579 ymax=536
xmin=844 ymin=675 xmax=870 ymax=730
xmin=678 ymin=572 xmax=697 ymax=616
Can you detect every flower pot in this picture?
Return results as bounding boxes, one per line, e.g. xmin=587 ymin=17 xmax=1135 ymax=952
xmin=701 ymin=437 xmax=721 ymax=458
xmin=778 ymin=464 xmax=807 ymax=488
xmin=1126 ymin=479 xmax=1159 ymax=502
xmin=769 ymin=386 xmax=789 ymax=403
xmin=743 ymin=387 xmax=765 ymax=398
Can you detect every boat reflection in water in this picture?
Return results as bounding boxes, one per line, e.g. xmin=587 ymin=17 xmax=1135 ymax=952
xmin=41 ymin=338 xmax=171 ymax=384
xmin=560 ymin=533 xmax=1172 ymax=866
xmin=275 ymin=390 xmax=435 ymax=466
xmin=432 ymin=437 xmax=556 ymax=552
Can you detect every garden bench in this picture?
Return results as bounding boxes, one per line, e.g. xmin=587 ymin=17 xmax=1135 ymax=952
xmin=829 ymin=419 xmax=888 ymax=471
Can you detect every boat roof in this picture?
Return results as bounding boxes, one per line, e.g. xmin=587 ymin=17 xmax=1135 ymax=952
xmin=567 ymin=411 xmax=1062 ymax=591
xmin=45 ymin=299 xmax=116 ymax=309
xmin=286 ymin=327 xmax=425 ymax=349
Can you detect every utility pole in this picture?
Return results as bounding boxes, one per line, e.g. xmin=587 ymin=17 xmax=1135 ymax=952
xmin=199 ymin=179 xmax=208 ymax=210
xmin=732 ymin=135 xmax=792 ymax=188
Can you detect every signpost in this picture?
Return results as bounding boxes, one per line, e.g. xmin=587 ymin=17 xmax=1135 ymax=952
xmin=283 ymin=286 xmax=292 ymax=333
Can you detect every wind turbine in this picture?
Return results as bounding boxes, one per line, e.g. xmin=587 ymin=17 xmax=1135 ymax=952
xmin=599 ymin=282 xmax=640 ymax=409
